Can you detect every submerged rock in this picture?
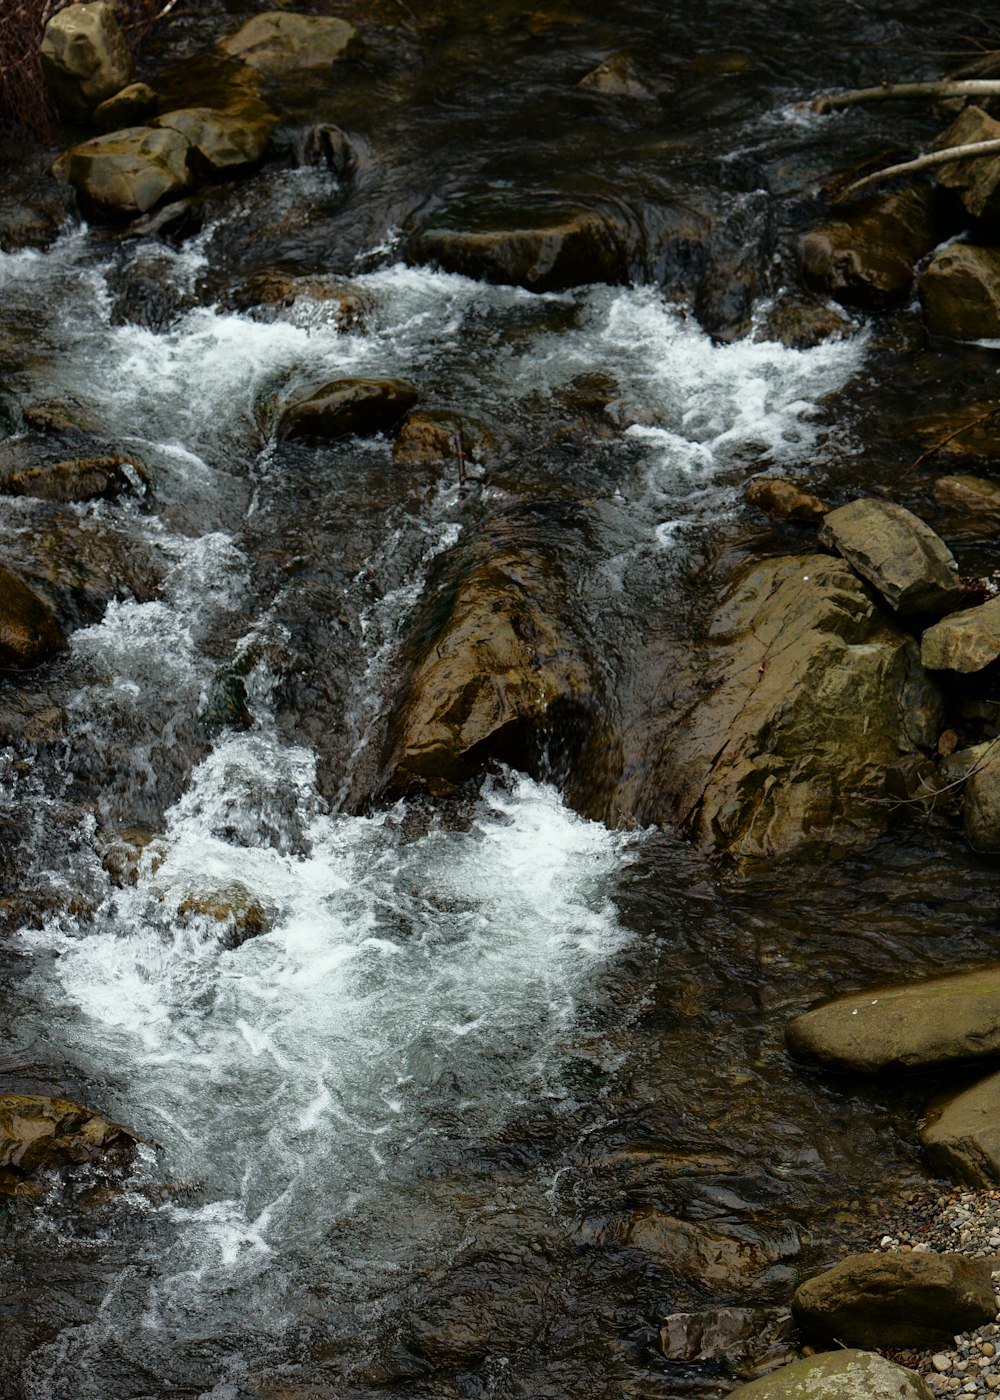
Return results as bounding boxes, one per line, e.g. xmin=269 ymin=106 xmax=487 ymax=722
xmin=800 ymin=186 xmax=950 ymax=310
xmin=40 ymin=1 xmax=134 ymax=123
xmin=921 ymin=596 xmax=1000 ymax=673
xmin=217 ymin=12 xmax=357 ymax=76
xmin=407 ymin=202 xmax=633 ymax=292
xmin=933 ymin=473 xmax=1000 ymax=526
xmin=605 ymin=1210 xmax=798 ymax=1289
xmin=725 ymin=1349 xmax=933 ymax=1399
xmin=0 ymin=565 xmax=65 ymax=670
xmin=745 ymin=476 xmax=830 ymax=522
xmin=279 ymin=378 xmax=419 ymax=442
xmin=54 ymin=125 xmax=194 ymax=220
xmin=4 ymin=456 xmax=141 ymax=504
xmin=577 ymin=53 xmax=655 ymax=100
xmin=756 ymin=295 xmax=852 ymax=349
xmin=793 ymin=1251 xmax=995 ymax=1350
xmin=819 ymin=498 xmax=962 ymax=617
xmin=392 ymin=410 xmax=491 ymax=467
xmin=786 ymin=966 xmax=1000 ymax=1072
xmin=658 ymin=1307 xmax=795 ymax=1372
xmin=0 ymin=1093 xmax=137 ymax=1195
xmin=654 ymin=553 xmax=942 ymax=860
xmin=379 ymin=543 xmax=591 ymax=797
xmin=922 ymin=1070 xmax=1000 ymax=1187
xmin=934 ymin=105 xmax=1000 ymax=225
xmin=920 ymin=244 xmax=1000 ymax=340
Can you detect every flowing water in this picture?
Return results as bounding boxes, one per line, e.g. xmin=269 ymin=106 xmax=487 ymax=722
xmin=2 ymin=1 xmax=999 ymax=1396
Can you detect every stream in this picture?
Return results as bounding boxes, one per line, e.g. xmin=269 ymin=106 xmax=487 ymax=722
xmin=2 ymin=1 xmax=1000 ymax=1397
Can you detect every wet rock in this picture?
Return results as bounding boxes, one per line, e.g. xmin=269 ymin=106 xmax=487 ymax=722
xmin=93 ymin=81 xmax=158 ymax=133
xmin=5 ymin=515 xmax=162 ymax=629
xmin=4 ymin=456 xmax=141 ymax=504
xmin=757 ymin=295 xmax=852 ymax=349
xmin=657 ymin=554 xmax=942 ymax=860
xmin=226 ymin=273 xmax=369 ymax=330
xmin=297 ymin=123 xmax=357 ymax=179
xmin=0 ymin=1093 xmax=137 ymax=1195
xmin=279 ymin=378 xmax=419 ymax=442
xmin=407 ymin=201 xmax=633 ymax=292
xmin=792 ymin=1250 xmax=995 ymax=1350
xmin=177 ymin=883 xmax=274 ymax=948
xmin=0 ymin=565 xmax=65 ymax=670
xmin=0 ymin=179 xmax=71 ymax=253
xmin=600 ymin=1211 xmax=799 ymax=1289
xmin=745 ymin=476 xmax=830 ymax=522
xmin=920 ymin=243 xmax=1000 ymax=340
xmin=921 ymin=596 xmax=1000 ymax=673
xmin=963 ymin=742 xmax=1000 ymax=852
xmin=922 ymin=1070 xmax=1000 ymax=1187
xmin=217 ymin=12 xmax=357 ymax=77
xmin=819 ymin=498 xmax=962 ymax=617
xmin=658 ymin=1306 xmax=794 ymax=1372
xmin=800 ymin=186 xmax=950 ymax=310
xmin=934 ymin=105 xmax=1000 ymax=224
xmin=155 ymin=104 xmax=277 ymax=174
xmin=785 ymin=966 xmax=1000 ymax=1072
xmin=378 ymin=543 xmax=590 ymax=798
xmin=725 ymin=1349 xmax=933 ymax=1399
xmin=933 ymin=473 xmax=1000 ymax=526
xmin=392 ymin=410 xmax=491 ymax=467
xmin=577 ymin=53 xmax=655 ymax=99
xmin=40 ymin=1 xmax=134 ymax=123
xmin=913 ymin=407 xmax=1000 ymax=468
xmin=54 ymin=125 xmax=195 ymax=221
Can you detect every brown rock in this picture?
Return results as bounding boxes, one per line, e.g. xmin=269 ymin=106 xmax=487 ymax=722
xmin=279 ymin=378 xmax=419 ymax=442
xmin=793 ymin=1251 xmax=995 ymax=1350
xmin=92 ymin=81 xmax=158 ymax=133
xmin=0 ymin=1093 xmax=137 ymax=1195
xmin=40 ymin=1 xmax=134 ymax=123
xmin=922 ymin=1069 xmax=1000 ymax=1187
xmin=599 ymin=1211 xmax=799 ymax=1289
xmin=0 ymin=566 xmax=65 ymax=670
xmin=155 ymin=104 xmax=277 ymax=173
xmin=800 ymin=186 xmax=951 ymax=310
xmin=5 ymin=457 xmax=140 ymax=504
xmin=963 ymin=743 xmax=1000 ymax=852
xmin=745 ymin=476 xmax=830 ymax=522
xmin=55 ymin=125 xmax=195 ymax=220
xmin=392 ymin=411 xmax=491 ymax=467
xmin=577 ymin=53 xmax=654 ymax=100
xmin=934 ymin=105 xmax=1000 ymax=224
xmin=818 ymin=498 xmax=962 ymax=616
xmin=217 ymin=12 xmax=357 ymax=76
xmin=921 ymin=596 xmax=1000 ymax=673
xmin=933 ymin=473 xmax=1000 ymax=522
xmin=920 ymin=243 xmax=1000 ymax=340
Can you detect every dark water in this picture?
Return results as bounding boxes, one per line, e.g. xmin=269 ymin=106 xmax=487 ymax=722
xmin=0 ymin=1 xmax=997 ymax=1396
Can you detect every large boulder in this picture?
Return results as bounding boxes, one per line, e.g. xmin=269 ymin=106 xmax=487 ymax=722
xmin=800 ymin=186 xmax=951 ymax=310
xmin=654 ymin=554 xmax=942 ymax=860
xmin=922 ymin=1070 xmax=1000 ymax=1187
xmin=792 ymin=1251 xmax=995 ymax=1350
xmin=40 ymin=1 xmax=134 ymax=123
xmin=818 ymin=498 xmax=962 ymax=617
xmin=963 ymin=743 xmax=1000 ymax=852
xmin=920 ymin=243 xmax=1000 ymax=340
xmin=54 ymin=125 xmax=194 ymax=220
xmin=934 ymin=104 xmax=1000 ymax=225
xmin=921 ymin=595 xmax=1000 ymax=673
xmin=0 ymin=1093 xmax=137 ymax=1195
xmin=217 ymin=12 xmax=357 ymax=76
xmin=0 ymin=565 xmax=65 ymax=670
xmin=378 ymin=543 xmax=591 ymax=797
xmin=725 ymin=1349 xmax=933 ymax=1400
xmin=407 ymin=201 xmax=633 ymax=292
xmin=786 ymin=966 xmax=1000 ymax=1072
xmin=154 ymin=104 xmax=277 ymax=173
xmin=279 ymin=378 xmax=419 ymax=442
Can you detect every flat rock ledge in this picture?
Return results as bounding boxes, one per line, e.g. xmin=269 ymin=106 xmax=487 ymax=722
xmin=819 ymin=498 xmax=963 ymax=617
xmin=793 ymin=1251 xmax=996 ymax=1351
xmin=922 ymin=597 xmax=1000 ymax=674
xmin=923 ymin=1072 xmax=1000 ymax=1189
xmin=726 ymin=1349 xmax=933 ymax=1399
xmin=785 ymin=966 xmax=1000 ymax=1073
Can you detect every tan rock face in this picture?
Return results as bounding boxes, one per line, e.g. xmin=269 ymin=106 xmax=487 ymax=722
xmin=0 ymin=565 xmax=65 ymax=670
xmin=934 ymin=105 xmax=1000 ymax=224
xmin=921 ymin=596 xmax=1000 ymax=673
xmin=786 ymin=966 xmax=1000 ymax=1072
xmin=217 ymin=12 xmax=357 ymax=76
xmin=800 ymin=186 xmax=949 ymax=310
xmin=155 ymin=105 xmax=277 ymax=172
xmin=745 ymin=476 xmax=830 ymax=521
xmin=56 ymin=125 xmax=194 ymax=219
xmin=40 ymin=1 xmax=135 ymax=122
xmin=726 ymin=1348 xmax=933 ymax=1400
xmin=920 ymin=244 xmax=1000 ymax=340
xmin=655 ymin=554 xmax=942 ymax=860
xmin=793 ymin=1251 xmax=996 ymax=1351
xmin=963 ymin=744 xmax=1000 ymax=852
xmin=922 ymin=1070 xmax=1000 ymax=1188
xmin=818 ymin=498 xmax=962 ymax=616
xmin=379 ymin=546 xmax=591 ymax=797
xmin=0 ymin=1093 xmax=137 ymax=1195
xmin=577 ymin=53 xmax=654 ymax=99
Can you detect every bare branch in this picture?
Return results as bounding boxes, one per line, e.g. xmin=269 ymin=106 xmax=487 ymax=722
xmin=809 ymin=79 xmax=1000 ymax=113
xmin=833 ymin=137 xmax=1000 ymax=201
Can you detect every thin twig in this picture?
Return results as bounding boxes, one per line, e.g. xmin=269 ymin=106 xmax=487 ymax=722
xmin=889 ymin=405 xmax=1000 ymax=491
xmin=809 ymin=78 xmax=1000 ymax=113
xmin=835 ymin=137 xmax=1000 ymax=201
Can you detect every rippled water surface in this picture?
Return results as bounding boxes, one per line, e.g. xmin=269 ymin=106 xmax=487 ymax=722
xmin=1 ymin=0 xmax=998 ymax=1395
